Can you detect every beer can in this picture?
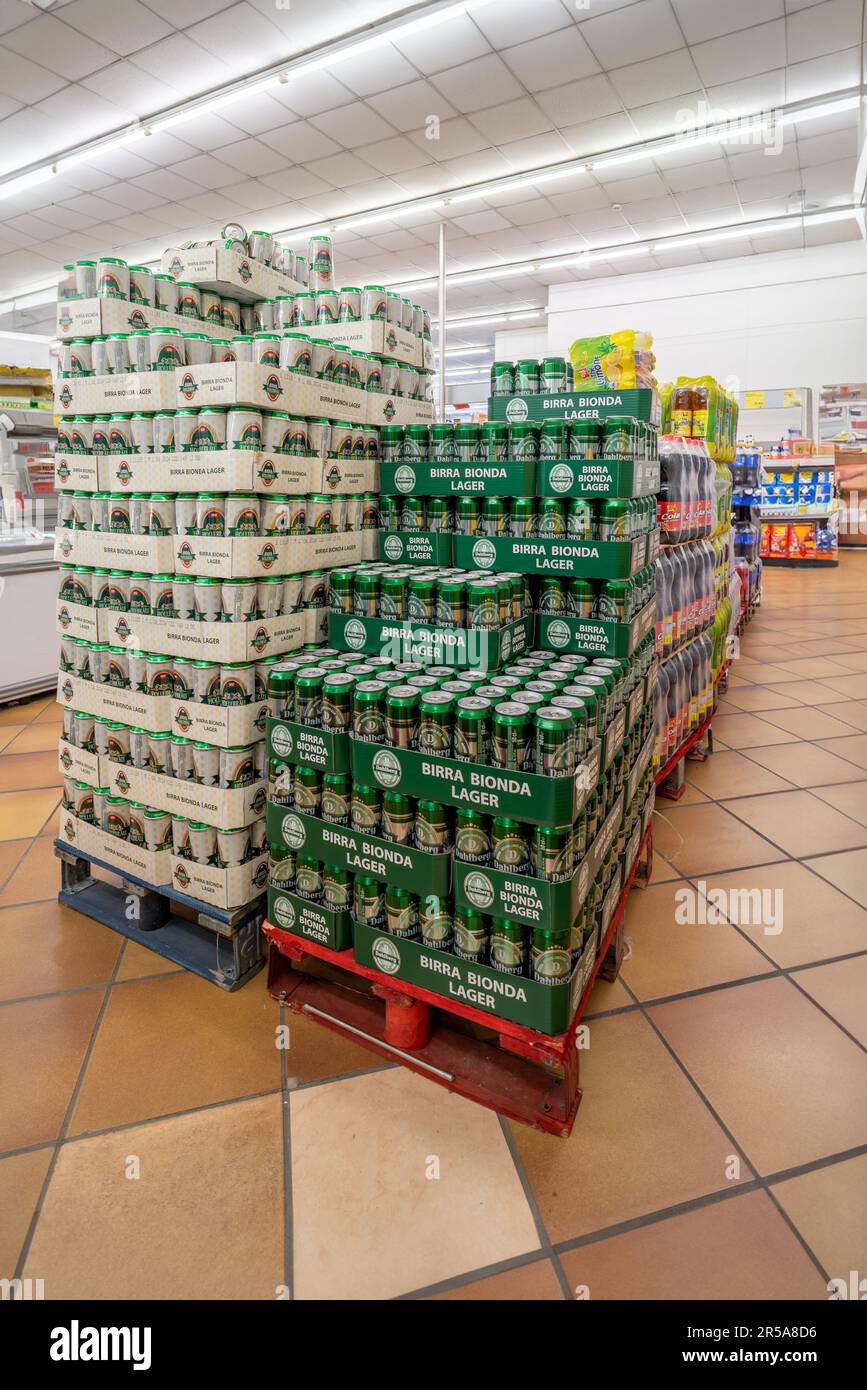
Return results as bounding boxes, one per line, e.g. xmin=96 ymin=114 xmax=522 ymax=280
xmin=515 ymin=358 xmax=540 ymax=393
xmin=539 ymin=577 xmax=568 ymax=614
xmin=454 ymin=696 xmax=490 ymax=763
xmin=467 ymin=577 xmax=500 ymax=630
xmin=228 ymin=408 xmax=262 ymax=451
xmin=354 ymin=875 xmax=385 ymax=927
xmin=415 ymin=800 xmax=450 ymax=853
xmin=492 ymin=816 xmax=531 ymax=875
xmin=491 ymin=702 xmax=532 ymax=772
xmin=295 ymin=668 xmax=326 ymax=727
xmin=385 ymin=686 xmax=419 ymax=749
xmin=420 ymin=895 xmax=453 ymax=951
xmin=454 ymin=809 xmax=491 ymax=865
xmin=385 ymin=887 xmax=419 ymax=940
xmin=456 ymin=497 xmax=480 ymax=536
xmin=490 ymin=921 xmax=526 ymax=975
xmin=189 ymin=822 xmax=218 ymax=865
xmin=351 ymin=783 xmax=381 ymax=835
xmin=418 ymin=693 xmax=453 ymax=756
xmin=283 ymin=575 xmax=303 ymax=613
xmin=322 ymin=674 xmax=355 ymax=730
xmin=321 ymin=773 xmax=352 ymax=827
xmin=176 ymin=282 xmax=201 ymax=318
xmin=382 ymin=792 xmax=415 ymax=845
xmin=104 ymin=796 xmax=130 ymax=838
xmin=183 ymin=332 xmax=211 ymax=368
xmin=295 ymin=855 xmax=323 ymax=901
xmin=225 ymin=493 xmax=261 ymax=536
xmin=154 ymin=274 xmax=178 ymax=314
xmin=220 ymin=744 xmax=256 ymax=789
xmin=453 ymin=910 xmax=489 ymax=963
xmin=353 ymin=680 xmax=387 ymax=743
xmin=221 ymin=297 xmax=241 ymax=332
xmin=324 ymin=864 xmax=352 ymax=910
xmin=196 ymin=493 xmax=226 ymax=536
xmin=154 ymin=411 xmax=176 ymax=453
xmin=175 ymin=408 xmax=200 ymax=453
xmin=193 ymin=576 xmax=223 ymax=623
xmin=407 ymin=575 xmax=438 ymax=623
xmin=172 ymin=814 xmax=191 ymax=857
xmin=531 ymin=927 xmax=572 ymax=985
xmin=490 ymin=361 xmax=515 ymax=397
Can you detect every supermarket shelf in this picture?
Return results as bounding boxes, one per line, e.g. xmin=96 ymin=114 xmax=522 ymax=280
xmin=55 ymin=839 xmax=266 ymax=990
xmin=264 ymin=822 xmax=654 ymax=1138
xmin=654 ymin=676 xmax=727 ymax=793
xmin=762 ymin=556 xmax=838 ymax=568
xmin=760 ymin=509 xmax=835 ymax=521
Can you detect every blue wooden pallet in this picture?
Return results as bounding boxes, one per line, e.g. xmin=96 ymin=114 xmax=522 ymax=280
xmin=55 ymin=839 xmax=265 ymax=991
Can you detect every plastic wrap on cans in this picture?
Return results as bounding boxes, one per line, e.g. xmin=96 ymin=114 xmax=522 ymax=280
xmin=194 ymin=577 xmax=222 ymax=622
xmin=225 ymin=493 xmax=260 ymax=536
xmin=221 ymin=579 xmax=257 ymax=623
xmin=280 ymin=332 xmax=312 ymax=375
xmin=192 ymin=742 xmax=220 ymax=786
xmin=308 ymin=235 xmax=333 ymax=291
xmin=184 ymin=333 xmax=211 ymax=367
xmin=154 ymin=274 xmax=178 ymax=314
xmin=173 ymin=575 xmax=196 ymax=620
xmin=177 ymin=283 xmax=201 ymax=319
xmin=228 ymin=408 xmax=262 ymax=451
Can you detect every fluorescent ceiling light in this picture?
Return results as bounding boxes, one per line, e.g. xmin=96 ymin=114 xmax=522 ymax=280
xmin=779 ymin=95 xmax=860 ymax=126
xmin=448 ymin=264 xmax=536 ymax=286
xmin=0 ymin=168 xmax=55 ymax=202
xmin=434 ymin=345 xmax=490 ymax=357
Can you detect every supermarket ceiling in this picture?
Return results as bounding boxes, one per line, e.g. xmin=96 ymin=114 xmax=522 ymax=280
xmin=0 ymin=0 xmax=864 ymax=361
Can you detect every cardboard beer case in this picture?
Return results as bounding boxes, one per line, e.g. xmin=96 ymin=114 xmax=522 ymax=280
xmin=56 ymin=371 xmax=178 ymax=416
xmin=266 ymin=805 xmax=451 ymax=897
xmin=99 ymin=756 xmax=267 ymax=830
xmin=380 ymin=459 xmax=537 ymax=498
xmin=453 ymin=532 xmax=647 ymax=580
xmin=57 ymin=812 xmax=172 ymax=886
xmin=56 ymin=297 xmax=241 ymax=342
xmin=169 ymin=853 xmax=269 ymax=911
xmin=329 ymin=612 xmax=534 ymax=672
xmin=538 ymin=457 xmax=661 ymax=499
xmin=538 ymin=597 xmax=656 ymax=658
xmin=267 ymin=885 xmax=353 ymax=952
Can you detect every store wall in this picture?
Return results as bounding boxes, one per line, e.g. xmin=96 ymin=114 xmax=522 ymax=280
xmin=0 ymin=336 xmax=51 ymax=369
xmin=542 ymin=242 xmax=867 ymax=419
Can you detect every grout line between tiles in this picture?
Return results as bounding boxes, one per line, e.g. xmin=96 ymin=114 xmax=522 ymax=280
xmin=398 ymin=1246 xmax=563 ymax=1301
xmin=494 ymin=1113 xmax=572 ymax=1299
xmin=279 ymin=1003 xmax=294 ymax=1303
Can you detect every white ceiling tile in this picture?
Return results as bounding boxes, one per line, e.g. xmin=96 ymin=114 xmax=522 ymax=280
xmin=337 ymin=46 xmax=419 ymax=98
xmin=157 ymin=114 xmax=247 ymax=153
xmin=501 ymin=27 xmax=600 ymax=90
xmin=548 ymin=182 xmax=619 ymax=215
xmin=672 ymin=0 xmax=784 ymax=43
xmin=797 ymin=128 xmax=859 ymax=166
xmin=441 ymin=148 xmax=513 ymax=186
xmin=471 ymin=97 xmax=552 ymax=145
xmin=370 ymin=228 xmax=431 ymax=253
xmin=79 ymin=150 xmax=159 ymax=181
xmin=610 ymin=48 xmax=702 ymax=107
xmin=804 ymin=219 xmax=860 ymax=246
xmin=581 ymin=0 xmax=684 ymax=67
xmin=598 ymin=171 xmax=671 ymax=200
xmin=3 ymin=212 xmax=59 ymax=242
xmin=1 ymin=15 xmax=113 ymax=81
xmin=691 ymin=20 xmax=787 ymax=86
xmin=393 ymin=13 xmax=491 ymax=73
xmin=802 ymin=156 xmax=858 ymax=199
xmin=559 ymin=113 xmax=639 ymax=158
xmin=307 ymin=152 xmax=380 ymax=189
xmin=272 ymin=71 xmax=356 ymax=118
xmin=451 ymin=210 xmax=513 ymax=235
xmin=34 ymin=204 xmax=94 ymax=232
xmin=0 ymin=43 xmax=66 ymax=102
xmin=473 ymin=0 xmax=574 ymax=48
xmin=389 ymin=165 xmax=454 ymax=197
xmin=134 ymin=132 xmax=201 ymax=165
xmin=368 ymin=79 xmax=458 ymax=133
xmin=496 ymin=131 xmax=575 ymax=170
xmin=63 ymin=0 xmax=173 ymax=57
xmin=493 ymin=198 xmax=563 ymax=228
xmin=80 ymin=61 xmax=180 ymax=116
xmin=219 ymin=93 xmax=294 ymax=137
xmin=725 ymin=143 xmax=800 ymax=180
xmin=260 ymin=121 xmax=340 ymax=161
xmin=680 ymin=197 xmax=741 ymax=224
xmin=629 ymin=92 xmax=706 ymax=139
xmin=704 ymin=70 xmax=787 ymax=116
xmin=213 ymin=137 xmax=289 ymax=176
xmin=186 ymin=2 xmax=289 ymax=67
xmin=406 ymin=116 xmax=488 ymax=162
xmin=786 ymin=0 xmax=863 ymax=63
xmin=34 ymin=85 xmax=135 ymax=141
xmin=0 ymin=248 xmax=63 ymax=290
xmin=169 ymin=154 xmax=243 ymax=189
xmin=735 ymin=167 xmax=805 ymax=201
xmin=785 ymin=48 xmax=860 ymax=102
xmin=133 ymin=169 xmax=206 ymax=200
xmin=89 ymin=182 xmax=168 ymax=212
xmin=144 ymin=0 xmax=237 ymax=23
xmin=259 ymin=167 xmax=333 ymax=201
xmin=175 ymin=187 xmax=247 ymax=220
xmin=131 ymin=32 xmax=234 ymax=95
xmin=0 ymin=107 xmax=60 ymax=173
xmin=57 ymin=191 xmax=132 ymax=221
xmin=311 ymin=102 xmax=397 ymax=149
xmin=0 ymin=1 xmax=33 ymax=39
xmin=358 ymin=136 xmax=435 ymax=176
xmin=429 ymin=55 xmax=524 ymax=116
xmin=535 ymin=74 xmax=624 ymax=129
xmin=204 ymin=178 xmax=276 ymax=212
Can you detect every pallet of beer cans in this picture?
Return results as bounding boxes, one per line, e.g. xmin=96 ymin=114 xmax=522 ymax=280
xmin=263 ymin=640 xmax=656 ymax=1033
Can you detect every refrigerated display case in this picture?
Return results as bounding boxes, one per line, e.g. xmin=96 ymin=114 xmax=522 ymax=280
xmin=0 ymin=405 xmax=60 ymax=703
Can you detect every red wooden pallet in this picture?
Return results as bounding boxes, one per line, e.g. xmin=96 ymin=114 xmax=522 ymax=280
xmin=265 ymin=824 xmax=653 ymax=1136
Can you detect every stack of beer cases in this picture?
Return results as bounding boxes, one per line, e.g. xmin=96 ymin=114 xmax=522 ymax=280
xmin=54 ymin=236 xmax=388 ymax=918
xmin=264 ymin=390 xmax=661 ymax=1038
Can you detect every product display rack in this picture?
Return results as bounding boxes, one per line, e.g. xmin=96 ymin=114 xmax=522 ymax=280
xmin=53 ymin=229 xmax=399 ymax=976
xmin=264 ymin=819 xmax=653 ymax=1137
xmin=760 ymin=456 xmax=839 ymax=567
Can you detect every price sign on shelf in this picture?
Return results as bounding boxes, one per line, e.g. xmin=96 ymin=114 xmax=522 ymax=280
xmin=782 ymin=389 xmax=802 ymax=407
xmin=744 ymin=390 xmax=766 ymax=409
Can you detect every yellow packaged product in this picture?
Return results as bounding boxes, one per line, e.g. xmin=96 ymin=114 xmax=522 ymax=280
xmin=569 ymin=330 xmax=656 ymax=390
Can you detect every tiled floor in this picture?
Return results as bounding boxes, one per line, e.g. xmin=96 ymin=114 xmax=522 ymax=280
xmin=2 ymin=557 xmax=867 ymax=1300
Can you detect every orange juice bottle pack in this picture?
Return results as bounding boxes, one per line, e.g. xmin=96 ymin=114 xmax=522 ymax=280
xmin=661 ymin=377 xmax=738 ymax=462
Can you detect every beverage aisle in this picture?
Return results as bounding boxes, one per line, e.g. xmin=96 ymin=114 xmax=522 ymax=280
xmin=2 ymin=553 xmax=866 ymax=1298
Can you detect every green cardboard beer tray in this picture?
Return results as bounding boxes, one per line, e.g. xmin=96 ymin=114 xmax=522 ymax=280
xmin=452 ymin=791 xmax=624 ymax=927
xmin=380 ymin=459 xmax=536 ymax=497
xmin=626 ymin=730 xmax=655 ymax=806
xmin=328 ymin=612 xmax=534 ymax=671
xmin=267 ymin=885 xmax=353 ymax=952
xmin=351 ymin=919 xmax=584 ymax=1035
xmin=626 ymin=685 xmax=647 ymax=734
xmin=601 ymin=707 xmax=627 ymax=771
xmin=266 ymin=717 xmax=350 ymax=773
xmin=453 ymin=533 xmax=645 ymax=579
xmin=379 ymin=530 xmax=454 ymax=566
xmin=349 ymin=738 xmax=601 ymax=828
xmin=487 ymin=388 xmax=660 ymax=426
xmin=266 ymin=805 xmax=451 ymax=895
xmin=538 ymin=457 xmax=660 ymax=499
xmin=539 ymin=597 xmax=656 ymax=658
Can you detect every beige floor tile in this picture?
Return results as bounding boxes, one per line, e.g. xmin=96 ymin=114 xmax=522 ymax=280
xmin=31 ymin=701 xmax=64 ymax=725
xmin=743 ymin=742 xmax=866 ymax=789
xmin=773 ymin=657 xmax=857 ymax=678
xmin=0 ymin=992 xmax=104 ymax=1152
xmin=725 ymin=790 xmax=867 ymax=858
xmin=720 ymin=685 xmax=804 ymax=712
xmin=793 ymin=955 xmax=867 ymax=1046
xmin=559 ymin=1192 xmax=826 ymax=1300
xmin=756 ymin=707 xmax=862 ymax=741
xmin=291 ymin=1067 xmax=540 ymax=1299
xmin=652 ymin=802 xmax=785 ymax=876
xmin=815 ymin=733 xmax=867 ymax=771
xmin=0 ymin=726 xmax=26 ymax=752
xmin=771 ymin=1154 xmax=867 ymax=1283
xmin=0 ymin=697 xmax=48 ymax=727
xmin=816 ymin=701 xmax=867 ymax=732
xmin=806 ymin=847 xmax=867 ymax=910
xmin=0 ymin=900 xmax=121 ymax=1002
xmin=584 ymin=974 xmax=634 ymax=1016
xmin=2 ymin=724 xmax=64 ymax=755
xmin=711 ymin=713 xmax=799 ymax=749
xmin=696 ymin=862 xmax=867 ymax=967
xmin=510 ymin=1012 xmax=751 ymax=1243
xmin=764 ymin=680 xmax=850 ymax=705
xmin=0 ymin=839 xmax=28 ymax=890
xmin=23 ymin=1095 xmax=283 ymax=1299
xmin=827 ymin=651 xmax=867 ymax=672
xmin=650 ymin=977 xmax=867 ymax=1174
xmin=115 ymin=940 xmax=184 ymax=981
xmin=0 ymin=790 xmax=64 ymax=843
xmin=736 ymin=663 xmax=820 ymax=687
xmin=648 ymin=851 xmax=681 ymax=883
xmin=0 ymin=836 xmax=61 ymax=906
xmin=620 ymin=881 xmax=772 ymax=1001
xmin=67 ymin=972 xmax=283 ymax=1134
xmin=815 ymin=673 xmax=867 ymax=700
xmin=0 ymin=1148 xmax=53 ymax=1278
xmin=810 ymin=781 xmax=867 ymax=828
xmin=685 ymin=749 xmax=794 ymax=800
xmin=0 ymin=751 xmax=62 ymax=793
xmin=431 ymin=1259 xmax=564 ymax=1300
